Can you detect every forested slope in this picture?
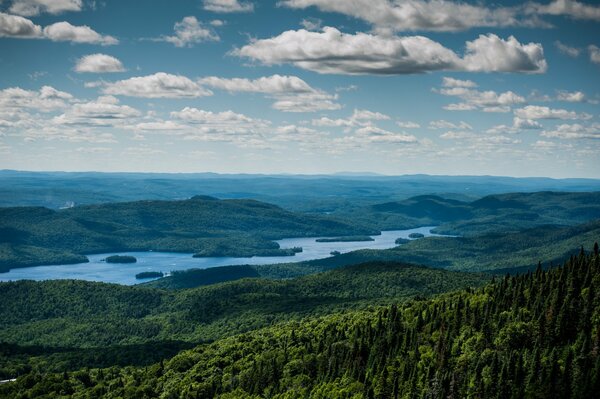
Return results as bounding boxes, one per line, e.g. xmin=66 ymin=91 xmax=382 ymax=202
xmin=0 ymin=196 xmax=373 ymax=271
xmin=2 ymin=246 xmax=598 ymax=398
xmin=347 ymin=191 xmax=600 ymax=235
xmin=0 ymin=262 xmax=487 ymax=378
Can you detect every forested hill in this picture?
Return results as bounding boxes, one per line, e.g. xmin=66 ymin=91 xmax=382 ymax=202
xmin=349 ymin=191 xmax=600 ymax=235
xmin=0 ymin=196 xmax=374 ymax=271
xmin=2 ymin=247 xmax=598 ymax=398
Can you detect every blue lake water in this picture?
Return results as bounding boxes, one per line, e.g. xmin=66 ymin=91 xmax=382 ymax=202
xmin=0 ymin=227 xmax=442 ymax=285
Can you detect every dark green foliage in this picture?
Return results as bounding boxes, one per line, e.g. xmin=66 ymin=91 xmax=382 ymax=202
xmin=390 ymin=220 xmax=600 ymax=272
xmin=135 ymin=271 xmax=163 ymax=279
xmin=3 ymin=247 xmax=598 ymax=398
xmin=146 ymin=265 xmax=260 ymax=289
xmin=395 ymin=238 xmax=410 ymax=245
xmin=408 ymin=233 xmax=425 ymax=239
xmin=0 ymin=197 xmax=374 ymax=271
xmin=347 ymin=191 xmax=600 ymax=235
xmin=105 ymin=255 xmax=137 ymax=264
xmin=0 ymin=262 xmax=486 ymax=378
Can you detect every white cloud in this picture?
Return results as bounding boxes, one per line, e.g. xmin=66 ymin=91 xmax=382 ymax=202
xmin=100 ymin=73 xmax=213 ymax=98
xmin=0 ymin=12 xmax=42 ymax=37
xmin=541 ymin=123 xmax=600 ymax=139
xmin=443 ymin=103 xmax=477 ymax=111
xmin=279 ymin=0 xmax=530 ymax=32
xmin=589 ymin=45 xmax=600 ymax=65
xmin=440 ymin=131 xmax=474 ymax=139
xmin=157 ymin=16 xmax=218 ymax=47
xmin=43 ymin=21 xmax=118 ymax=45
xmin=200 ymin=74 xmax=314 ymax=94
xmin=203 ymin=0 xmax=253 ymax=13
xmin=235 ymin=28 xmax=546 ymax=75
xmin=312 ymin=109 xmax=390 ymax=128
xmin=429 ymin=120 xmax=472 ymax=130
xmin=129 ymin=121 xmax=188 ymax=132
xmin=554 ymin=40 xmax=580 ymax=57
xmin=442 ymin=77 xmax=477 ymax=88
xmin=514 ymin=105 xmax=592 ymax=120
xmin=528 ymin=0 xmax=600 ymax=21
xmin=556 ymin=91 xmax=586 ymax=102
xmin=437 ymin=82 xmax=526 ymax=112
xmin=461 ymin=34 xmax=547 ymax=73
xmin=74 ymin=54 xmax=125 ymax=73
xmin=53 ymin=96 xmax=141 ymax=126
xmin=0 ymin=85 xmax=72 ymax=112
xmin=513 ymin=117 xmax=543 ymax=130
xmin=0 ymin=12 xmax=116 ymax=44
xmin=396 ymin=121 xmax=420 ymax=129
xmin=171 ymin=107 xmax=269 ymax=129
xmin=280 ymin=0 xmax=600 ymax=31
xmin=354 ymin=125 xmax=417 ymax=143
xmin=352 ymin=109 xmax=390 ymax=121
xmin=9 ymin=0 xmax=82 ymax=16
xmin=199 ymin=74 xmax=340 ymax=112
xmin=272 ymin=124 xmax=326 ymax=144
xmin=300 ymin=18 xmax=322 ymax=31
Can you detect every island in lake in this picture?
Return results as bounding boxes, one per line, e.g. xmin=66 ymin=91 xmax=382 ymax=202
xmin=408 ymin=233 xmax=425 ymax=239
xmin=316 ymin=236 xmax=374 ymax=243
xmin=135 ymin=271 xmax=164 ymax=279
xmin=104 ymin=255 xmax=137 ymax=264
xmin=395 ymin=238 xmax=410 ymax=245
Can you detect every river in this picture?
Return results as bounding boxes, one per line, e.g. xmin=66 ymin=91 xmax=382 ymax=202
xmin=0 ymin=226 xmax=442 ymax=285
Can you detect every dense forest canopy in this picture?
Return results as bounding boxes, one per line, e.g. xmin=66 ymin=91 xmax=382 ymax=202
xmin=1 ymin=246 xmax=598 ymax=398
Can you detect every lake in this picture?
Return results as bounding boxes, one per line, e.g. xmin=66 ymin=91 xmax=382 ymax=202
xmin=0 ymin=226 xmax=442 ymax=285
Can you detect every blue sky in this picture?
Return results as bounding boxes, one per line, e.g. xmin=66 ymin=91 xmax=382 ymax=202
xmin=0 ymin=0 xmax=599 ymax=177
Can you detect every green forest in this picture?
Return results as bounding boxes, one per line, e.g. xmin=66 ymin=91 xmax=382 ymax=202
xmin=1 ymin=246 xmax=598 ymax=398
xmin=0 ymin=196 xmax=375 ymax=271
xmin=1 ymin=185 xmax=599 ymax=398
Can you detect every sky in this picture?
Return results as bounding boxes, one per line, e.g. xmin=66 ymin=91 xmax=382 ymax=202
xmin=0 ymin=0 xmax=599 ymax=178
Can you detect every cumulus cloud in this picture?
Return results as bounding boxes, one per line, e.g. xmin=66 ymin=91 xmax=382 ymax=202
xmin=0 ymin=12 xmax=116 ymax=44
xmin=439 ymin=87 xmax=525 ymax=112
xmin=235 ymin=28 xmax=546 ymax=75
xmin=541 ymin=123 xmax=600 ymax=139
xmin=513 ymin=117 xmax=543 ymax=130
xmin=429 ymin=120 xmax=472 ymax=130
xmin=0 ymin=12 xmax=42 ymax=37
xmin=199 ymin=74 xmax=340 ymax=112
xmin=99 ymin=73 xmax=213 ymax=98
xmin=281 ymin=0 xmax=600 ymax=32
xmin=279 ymin=0 xmax=530 ymax=32
xmin=43 ymin=21 xmax=118 ymax=45
xmin=0 ymin=85 xmax=72 ymax=112
xmin=169 ymin=107 xmax=272 ymax=144
xmin=437 ymin=80 xmax=526 ymax=112
xmin=461 ymin=34 xmax=547 ymax=73
xmin=554 ymin=40 xmax=581 ymax=57
xmin=514 ymin=105 xmax=592 ymax=120
xmin=556 ymin=90 xmax=586 ymax=102
xmin=528 ymin=0 xmax=600 ymax=21
xmin=589 ymin=45 xmax=600 ymax=65
xmin=312 ymin=109 xmax=390 ymax=128
xmin=354 ymin=125 xmax=417 ymax=143
xmin=396 ymin=121 xmax=420 ymax=129
xmin=156 ymin=16 xmax=218 ymax=47
xmin=8 ymin=0 xmax=82 ymax=16
xmin=74 ymin=54 xmax=125 ymax=73
xmin=442 ymin=77 xmax=477 ymax=88
xmin=203 ymin=0 xmax=253 ymax=13
xmin=53 ymin=96 xmax=141 ymax=126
